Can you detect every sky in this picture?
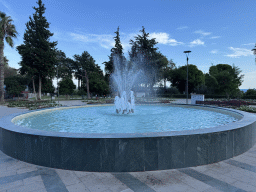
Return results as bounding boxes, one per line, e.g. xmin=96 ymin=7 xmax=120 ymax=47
xmin=1 ymin=0 xmax=256 ymax=89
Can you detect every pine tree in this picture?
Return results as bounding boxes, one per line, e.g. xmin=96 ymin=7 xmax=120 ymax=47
xmin=103 ymin=27 xmax=124 ymax=76
xmin=129 ymin=26 xmax=162 ymax=94
xmin=16 ymin=0 xmax=57 ymax=100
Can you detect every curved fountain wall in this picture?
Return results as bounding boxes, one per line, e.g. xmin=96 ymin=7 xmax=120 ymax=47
xmin=0 ymin=104 xmax=256 ymax=172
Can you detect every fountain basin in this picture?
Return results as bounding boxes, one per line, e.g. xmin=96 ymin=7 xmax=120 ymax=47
xmin=0 ymin=104 xmax=256 ymax=172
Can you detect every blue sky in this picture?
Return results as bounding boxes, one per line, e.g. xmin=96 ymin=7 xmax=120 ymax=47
xmin=1 ymin=0 xmax=256 ymax=89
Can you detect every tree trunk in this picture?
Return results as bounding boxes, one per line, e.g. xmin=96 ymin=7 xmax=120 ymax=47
xmin=38 ymin=74 xmax=42 ymax=100
xmin=85 ymin=70 xmax=90 ymax=99
xmin=0 ymin=45 xmax=5 ymax=103
xmin=78 ymin=79 xmax=80 ymax=90
xmin=32 ymin=77 xmax=37 ymax=101
xmin=225 ymin=91 xmax=229 ymax=100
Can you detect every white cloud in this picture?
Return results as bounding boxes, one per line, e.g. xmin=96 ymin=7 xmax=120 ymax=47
xmin=149 ymin=32 xmax=183 ymax=46
xmin=176 ymin=26 xmax=188 ymax=30
xmin=210 ymin=36 xmax=221 ymax=39
xmin=210 ymin=50 xmax=218 ymax=54
xmin=70 ymin=33 xmax=114 ymax=49
xmin=194 ymin=30 xmax=211 ymax=36
xmin=189 ymin=39 xmax=204 ymax=47
xmin=70 ymin=31 xmax=183 ymax=51
xmin=225 ymin=47 xmax=253 ymax=58
xmin=242 ymin=43 xmax=255 ymax=46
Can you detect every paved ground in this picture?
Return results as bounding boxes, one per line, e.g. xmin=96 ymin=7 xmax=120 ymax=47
xmin=0 ymin=99 xmax=256 ymax=192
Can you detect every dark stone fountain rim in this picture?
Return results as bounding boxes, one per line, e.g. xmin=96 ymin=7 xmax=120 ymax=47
xmin=1 ymin=103 xmax=253 ymax=139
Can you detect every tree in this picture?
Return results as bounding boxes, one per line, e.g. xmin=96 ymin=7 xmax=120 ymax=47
xmin=55 ymin=49 xmax=74 ymax=80
xmin=129 ymin=26 xmax=167 ymax=95
xmin=16 ymin=0 xmax=57 ymax=100
xmin=0 ymin=12 xmax=18 ymax=102
xmin=168 ymin=64 xmax=205 ymax=94
xmin=73 ymin=51 xmax=100 ymax=99
xmin=208 ymin=64 xmax=244 ymax=98
xmin=87 ymin=68 xmax=110 ymax=96
xmin=203 ymin=73 xmax=218 ymax=94
xmin=161 ymin=59 xmax=176 ymax=90
xmin=4 ymin=66 xmax=17 ymax=78
xmin=245 ymin=89 xmax=256 ymax=96
xmin=4 ymin=75 xmax=27 ymax=99
xmin=104 ymin=26 xmax=124 ymax=74
xmin=103 ymin=26 xmax=124 ymax=89
xmin=3 ymin=56 xmax=18 ymax=78
xmin=41 ymin=77 xmax=55 ymax=94
xmin=59 ymin=78 xmax=76 ymax=99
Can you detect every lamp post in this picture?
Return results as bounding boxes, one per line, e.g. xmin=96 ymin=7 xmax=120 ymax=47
xmin=56 ymin=54 xmax=61 ymax=104
xmin=57 ymin=66 xmax=59 ymax=104
xmin=184 ymin=51 xmax=191 ymax=104
xmin=251 ymin=43 xmax=256 ymax=64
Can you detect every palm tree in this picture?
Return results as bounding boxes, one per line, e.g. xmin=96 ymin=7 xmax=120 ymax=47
xmin=0 ymin=12 xmax=18 ymax=102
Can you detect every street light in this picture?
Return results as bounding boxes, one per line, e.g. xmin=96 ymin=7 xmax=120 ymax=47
xmin=57 ymin=66 xmax=59 ymax=104
xmin=56 ymin=54 xmax=61 ymax=104
xmin=184 ymin=50 xmax=191 ymax=105
xmin=251 ymin=43 xmax=256 ymax=64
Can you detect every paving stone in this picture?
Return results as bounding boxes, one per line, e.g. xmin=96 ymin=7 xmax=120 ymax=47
xmin=130 ymin=170 xmax=184 ymax=186
xmin=200 ymin=169 xmax=238 ymax=185
xmin=231 ymin=180 xmax=256 ymax=191
xmin=177 ymin=174 xmax=213 ymax=192
xmin=208 ymin=163 xmax=242 ymax=175
xmin=93 ymin=173 xmax=128 ymax=192
xmin=6 ymin=181 xmax=45 ymax=192
xmin=80 ymin=174 xmax=127 ymax=192
xmin=73 ymin=171 xmax=93 ymax=178
xmin=0 ymin=163 xmax=10 ymax=171
xmin=206 ymin=162 xmax=235 ymax=174
xmin=22 ymin=175 xmax=43 ymax=185
xmin=56 ymin=169 xmax=81 ymax=186
xmin=5 ymin=162 xmax=29 ymax=171
xmin=152 ymin=183 xmax=197 ymax=192
xmin=0 ymin=180 xmax=23 ymax=191
xmin=201 ymin=186 xmax=222 ymax=192
xmin=223 ymin=168 xmax=256 ymax=186
xmin=0 ymin=169 xmax=17 ymax=178
xmin=16 ymin=166 xmax=38 ymax=174
xmin=244 ymin=152 xmax=256 ymax=158
xmin=120 ymin=189 xmax=134 ymax=192
xmin=191 ymin=164 xmax=212 ymax=172
xmin=31 ymin=189 xmax=47 ymax=192
xmin=80 ymin=174 xmax=114 ymax=192
xmin=66 ymin=182 xmax=90 ymax=192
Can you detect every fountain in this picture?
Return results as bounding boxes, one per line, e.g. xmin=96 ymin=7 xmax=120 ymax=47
xmin=0 ymin=53 xmax=256 ymax=172
xmin=115 ymin=91 xmax=135 ymax=114
xmin=111 ymin=53 xmax=143 ymax=114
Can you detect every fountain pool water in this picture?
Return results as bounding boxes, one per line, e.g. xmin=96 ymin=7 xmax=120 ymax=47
xmin=12 ymin=105 xmax=238 ymax=134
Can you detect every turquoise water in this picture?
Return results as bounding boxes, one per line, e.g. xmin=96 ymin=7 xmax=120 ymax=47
xmin=13 ymin=105 xmax=238 ymax=133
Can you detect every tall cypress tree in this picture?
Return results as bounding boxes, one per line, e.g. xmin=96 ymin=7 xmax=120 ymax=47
xmin=103 ymin=26 xmax=124 ymax=76
xmin=16 ymin=0 xmax=57 ymax=100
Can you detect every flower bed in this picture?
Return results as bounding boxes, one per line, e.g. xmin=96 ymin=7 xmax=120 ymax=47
xmin=196 ymin=100 xmax=249 ymax=107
